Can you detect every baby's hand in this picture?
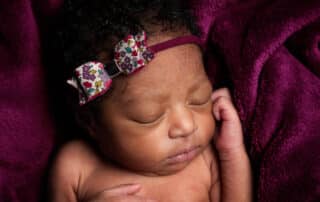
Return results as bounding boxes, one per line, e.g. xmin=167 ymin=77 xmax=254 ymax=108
xmin=211 ymin=88 xmax=252 ymax=202
xmin=87 ymin=184 xmax=158 ymax=202
xmin=211 ymin=88 xmax=245 ymax=160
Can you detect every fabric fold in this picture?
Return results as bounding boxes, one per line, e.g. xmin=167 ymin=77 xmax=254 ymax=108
xmin=192 ymin=0 xmax=320 ymax=201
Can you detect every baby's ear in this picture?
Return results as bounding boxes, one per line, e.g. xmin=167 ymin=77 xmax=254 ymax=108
xmin=75 ymin=108 xmax=99 ymax=139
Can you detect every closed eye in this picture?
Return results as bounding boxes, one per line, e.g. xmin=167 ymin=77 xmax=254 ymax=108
xmin=132 ymin=113 xmax=165 ymax=125
xmin=188 ymin=81 xmax=213 ymax=107
xmin=188 ymin=96 xmax=211 ymax=106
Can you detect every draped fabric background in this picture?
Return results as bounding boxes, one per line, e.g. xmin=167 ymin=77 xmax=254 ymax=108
xmin=191 ymin=0 xmax=320 ymax=201
xmin=0 ymin=0 xmax=62 ymax=201
xmin=1 ymin=0 xmax=320 ymax=201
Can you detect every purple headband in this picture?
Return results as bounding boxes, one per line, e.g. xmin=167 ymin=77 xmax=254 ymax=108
xmin=67 ymin=31 xmax=202 ymax=105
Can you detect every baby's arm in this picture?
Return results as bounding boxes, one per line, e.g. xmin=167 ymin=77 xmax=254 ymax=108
xmin=49 ymin=141 xmax=84 ymax=202
xmin=210 ymin=88 xmax=252 ymax=202
xmin=49 ymin=140 xmax=157 ymax=202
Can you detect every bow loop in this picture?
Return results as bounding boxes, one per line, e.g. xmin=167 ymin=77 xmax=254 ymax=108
xmin=114 ymin=31 xmax=154 ymax=74
xmin=67 ymin=62 xmax=112 ymax=105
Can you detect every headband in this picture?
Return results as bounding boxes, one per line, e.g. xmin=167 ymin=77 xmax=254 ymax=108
xmin=67 ymin=31 xmax=202 ymax=105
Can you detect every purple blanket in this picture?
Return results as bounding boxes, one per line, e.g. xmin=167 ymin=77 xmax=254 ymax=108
xmin=192 ymin=0 xmax=320 ymax=201
xmin=0 ymin=0 xmax=62 ymax=201
xmin=1 ymin=0 xmax=319 ymax=201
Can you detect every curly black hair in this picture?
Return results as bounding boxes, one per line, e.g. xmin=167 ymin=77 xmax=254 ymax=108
xmin=47 ymin=0 xmax=201 ymax=138
xmin=57 ymin=0 xmax=200 ymax=70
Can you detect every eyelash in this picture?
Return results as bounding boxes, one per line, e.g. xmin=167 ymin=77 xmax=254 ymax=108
xmin=189 ymin=96 xmax=211 ymax=106
xmin=132 ymin=93 xmax=211 ymax=125
xmin=133 ymin=113 xmax=164 ymax=125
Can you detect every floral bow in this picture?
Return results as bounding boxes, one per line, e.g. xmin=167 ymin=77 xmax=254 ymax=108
xmin=67 ymin=31 xmax=154 ymax=105
xmin=67 ymin=31 xmax=202 ymax=105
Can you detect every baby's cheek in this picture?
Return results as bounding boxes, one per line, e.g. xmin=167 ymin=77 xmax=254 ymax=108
xmin=199 ymin=113 xmax=215 ymax=143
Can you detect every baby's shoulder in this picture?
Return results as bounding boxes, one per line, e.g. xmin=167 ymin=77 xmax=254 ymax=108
xmin=59 ymin=139 xmax=99 ymax=160
xmin=54 ymin=139 xmax=101 ymax=174
xmin=56 ymin=140 xmax=98 ymax=165
xmin=49 ymin=140 xmax=101 ymax=199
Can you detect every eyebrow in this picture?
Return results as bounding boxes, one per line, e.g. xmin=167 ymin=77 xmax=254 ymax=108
xmin=121 ymin=79 xmax=210 ymax=106
xmin=120 ymin=89 xmax=168 ymax=106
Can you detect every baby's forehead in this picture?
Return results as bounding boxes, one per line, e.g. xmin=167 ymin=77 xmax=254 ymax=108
xmin=122 ymin=44 xmax=203 ymax=80
xmin=102 ymin=32 xmax=208 ymax=105
xmin=109 ymin=70 xmax=168 ymax=104
xmin=111 ymin=61 xmax=208 ymax=107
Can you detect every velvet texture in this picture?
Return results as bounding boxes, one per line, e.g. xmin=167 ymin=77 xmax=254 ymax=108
xmin=192 ymin=0 xmax=320 ymax=201
xmin=0 ymin=0 xmax=62 ymax=201
xmin=1 ymin=0 xmax=320 ymax=201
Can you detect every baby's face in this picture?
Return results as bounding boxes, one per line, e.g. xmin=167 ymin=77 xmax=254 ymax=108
xmin=92 ymin=34 xmax=215 ymax=176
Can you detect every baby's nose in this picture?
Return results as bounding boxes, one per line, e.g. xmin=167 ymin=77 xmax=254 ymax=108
xmin=168 ymin=106 xmax=196 ymax=139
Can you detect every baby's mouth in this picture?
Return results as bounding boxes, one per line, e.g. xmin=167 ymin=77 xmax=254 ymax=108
xmin=166 ymin=145 xmax=201 ymax=165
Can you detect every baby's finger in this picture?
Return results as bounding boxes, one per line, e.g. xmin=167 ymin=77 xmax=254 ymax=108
xmin=88 ymin=184 xmax=141 ymax=201
xmin=212 ymin=96 xmax=239 ymax=122
xmin=91 ymin=195 xmax=157 ymax=202
xmin=100 ymin=184 xmax=141 ymax=196
xmin=211 ymin=88 xmax=232 ymax=102
xmin=88 ymin=184 xmax=158 ymax=202
xmin=212 ymin=96 xmax=244 ymax=156
xmin=102 ymin=195 xmax=158 ymax=202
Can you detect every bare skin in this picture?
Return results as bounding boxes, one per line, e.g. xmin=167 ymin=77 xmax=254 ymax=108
xmin=49 ymin=31 xmax=251 ymax=202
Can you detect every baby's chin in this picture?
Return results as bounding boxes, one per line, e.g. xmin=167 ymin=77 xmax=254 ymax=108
xmin=99 ymin=152 xmax=178 ymax=176
xmin=129 ymin=148 xmax=204 ymax=177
